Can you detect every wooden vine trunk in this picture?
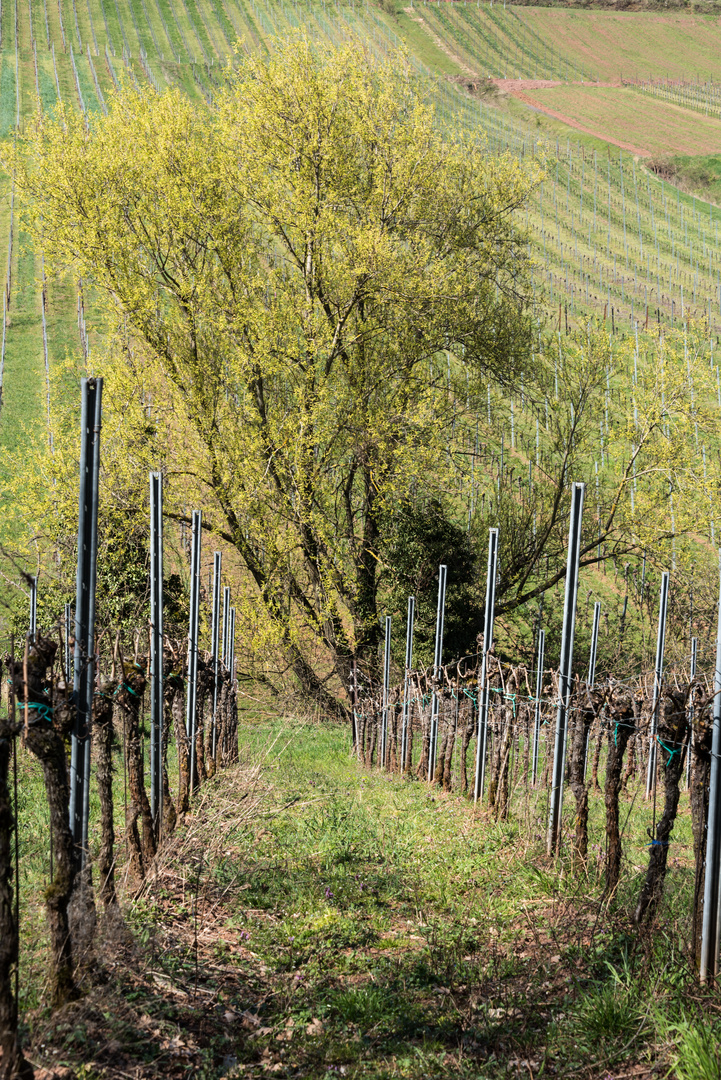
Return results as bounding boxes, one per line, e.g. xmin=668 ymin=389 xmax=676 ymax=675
xmin=604 ymin=687 xmax=636 ymax=899
xmin=494 ymin=709 xmax=512 ymax=821
xmin=568 ymin=683 xmax=601 ymax=859
xmin=690 ymin=688 xmax=713 ymax=964
xmin=621 ymin=732 xmax=637 ymax=791
xmin=172 ymin=677 xmax=191 ymax=815
xmin=202 ymin=659 xmax=217 ymax=779
xmin=459 ymin=698 xmax=475 ymax=793
xmin=94 ymin=677 xmax=117 ymax=906
xmin=417 ymin=696 xmax=431 ymax=781
xmin=635 ymin=685 xmax=691 ymax=923
xmin=0 ymin=711 xmax=32 ymax=1078
xmin=590 ymin=715 xmax=604 ymax=791
xmin=117 ymin=662 xmax=155 ymax=879
xmin=12 ymin=638 xmax=79 ymax=1008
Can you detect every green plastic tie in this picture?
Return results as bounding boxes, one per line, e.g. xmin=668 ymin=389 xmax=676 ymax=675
xmin=18 ymin=701 xmax=53 ymax=723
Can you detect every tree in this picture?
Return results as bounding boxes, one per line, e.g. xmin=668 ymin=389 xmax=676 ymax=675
xmin=13 ymin=38 xmax=539 ymax=714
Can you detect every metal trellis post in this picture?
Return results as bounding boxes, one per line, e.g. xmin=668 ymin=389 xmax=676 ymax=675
xmin=584 ymin=600 xmax=602 ymax=781
xmin=64 ymin=602 xmax=73 ymax=682
xmin=69 ymin=377 xmax=103 ymax=866
xmin=700 ymin=554 xmax=721 ymax=983
xmin=222 ymin=585 xmax=231 ymax=669
xmin=531 ymin=627 xmax=545 ymax=787
xmin=29 ymin=576 xmax=37 ymax=642
xmin=687 ymin=636 xmax=697 ymax=789
xmin=428 ymin=565 xmax=447 ymax=782
xmin=186 ymin=510 xmax=202 ymax=792
xmin=401 ymin=596 xmax=415 ymax=773
xmin=229 ymin=607 xmax=236 ymax=685
xmin=381 ymin=616 xmax=391 ymax=769
xmin=149 ymin=471 xmax=164 ymax=829
xmin=474 ymin=529 xmax=499 ymax=802
xmin=645 ymin=571 xmax=670 ymax=800
xmin=547 ymin=482 xmax=585 ymax=856
xmin=210 ymin=552 xmax=221 ymax=759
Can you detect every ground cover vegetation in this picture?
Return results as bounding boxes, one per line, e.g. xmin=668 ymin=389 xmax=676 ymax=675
xmin=11 ymin=718 xmax=721 ymax=1079
xmin=4 ymin=3 xmax=721 ymax=1078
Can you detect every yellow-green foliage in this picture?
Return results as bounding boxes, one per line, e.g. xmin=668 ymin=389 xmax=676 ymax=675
xmin=8 ymin=37 xmax=540 ymax=705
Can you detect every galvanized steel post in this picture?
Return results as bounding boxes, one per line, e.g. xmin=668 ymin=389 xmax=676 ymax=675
xmin=69 ymin=377 xmax=103 ymax=865
xmin=700 ymin=554 xmax=721 ymax=983
xmin=186 ymin=510 xmax=202 ymax=792
xmin=687 ymin=636 xmax=697 ymax=789
xmin=210 ymin=552 xmax=222 ymax=759
xmin=64 ymin=602 xmax=73 ymax=682
xmin=531 ymin=627 xmax=545 ymax=787
xmin=381 ymin=616 xmax=391 ymax=768
xmin=645 ymin=571 xmax=670 ymax=800
xmin=588 ymin=601 xmax=601 ymax=687
xmin=401 ymin=596 xmax=415 ymax=772
xmin=428 ymin=565 xmax=447 ymax=781
xmin=474 ymin=529 xmax=499 ymax=802
xmin=149 ymin=471 xmax=164 ymax=829
xmin=547 ymin=482 xmax=585 ymax=857
xmin=222 ymin=585 xmax=231 ymax=669
xmin=29 ymin=576 xmax=37 ymax=642
xmin=229 ymin=607 xmax=236 ymax=685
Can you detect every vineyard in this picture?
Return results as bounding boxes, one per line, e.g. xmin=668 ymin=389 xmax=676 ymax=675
xmin=3 ymin=2 xmax=721 ymax=1078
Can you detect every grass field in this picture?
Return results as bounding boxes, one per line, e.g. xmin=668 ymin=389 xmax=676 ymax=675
xmin=517 ymin=84 xmax=721 ymax=156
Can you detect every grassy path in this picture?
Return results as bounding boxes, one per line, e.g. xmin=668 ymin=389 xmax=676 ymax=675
xmin=22 ymin=719 xmax=720 ymax=1079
